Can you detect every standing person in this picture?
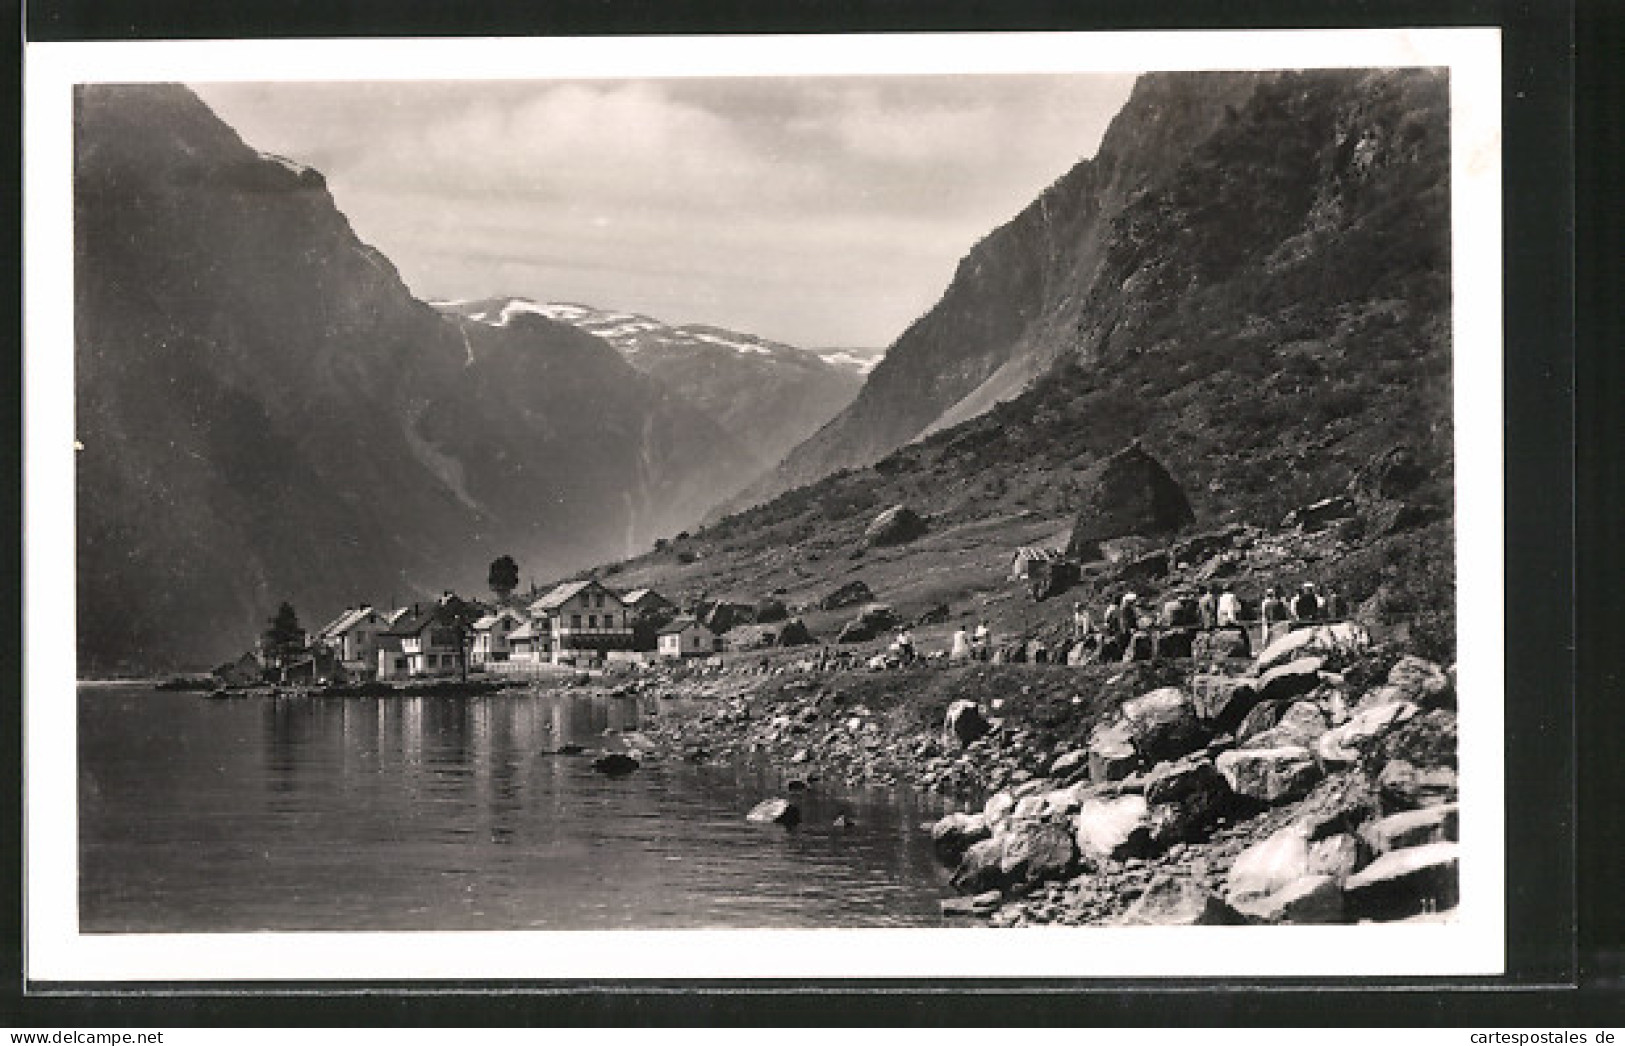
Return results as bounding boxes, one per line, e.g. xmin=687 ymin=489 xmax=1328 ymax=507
xmin=1072 ymin=601 xmax=1094 ymax=641
xmin=1291 ymin=582 xmax=1321 ymax=623
xmin=972 ymin=620 xmax=991 ymax=661
xmin=1261 ymin=587 xmax=1287 ymax=648
xmin=898 ymin=627 xmax=916 ymax=665
xmin=950 ymin=626 xmax=972 ymax=662
xmin=1198 ymin=586 xmax=1217 ymax=630
xmin=1217 ymin=584 xmax=1241 ymax=627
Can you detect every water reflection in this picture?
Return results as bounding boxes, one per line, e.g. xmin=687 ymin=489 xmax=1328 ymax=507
xmin=79 ymin=687 xmax=958 ymax=932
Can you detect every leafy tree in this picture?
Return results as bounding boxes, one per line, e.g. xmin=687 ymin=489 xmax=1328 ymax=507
xmin=488 ymin=555 xmax=520 ymax=601
xmin=437 ymin=592 xmax=483 ymax=684
xmin=262 ymin=601 xmax=305 ymax=677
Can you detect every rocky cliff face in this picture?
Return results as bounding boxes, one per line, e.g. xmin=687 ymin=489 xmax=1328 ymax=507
xmin=74 ymin=84 xmax=756 ymax=670
xmin=438 ymin=298 xmax=862 ymax=471
xmin=729 ymin=69 xmax=1440 ymax=515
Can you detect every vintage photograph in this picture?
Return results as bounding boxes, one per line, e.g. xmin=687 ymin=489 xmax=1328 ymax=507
xmin=30 ymin=30 xmax=1504 ymax=979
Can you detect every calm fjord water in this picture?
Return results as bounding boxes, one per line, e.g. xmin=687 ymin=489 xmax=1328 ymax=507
xmin=79 ymin=686 xmax=957 ymax=932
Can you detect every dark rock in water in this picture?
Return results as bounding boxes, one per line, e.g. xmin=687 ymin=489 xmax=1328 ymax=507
xmin=1343 ymin=841 xmax=1459 ymax=920
xmin=943 ymin=700 xmax=991 ymax=748
xmin=819 ymin=580 xmax=874 ymax=611
xmin=1065 ymin=443 xmax=1195 ymax=561
xmin=591 ymin=752 xmax=640 ymax=776
xmin=556 ymin=743 xmax=587 ymax=756
xmin=865 ymin=504 xmax=928 ymax=546
xmin=746 ymin=797 xmax=801 ymax=826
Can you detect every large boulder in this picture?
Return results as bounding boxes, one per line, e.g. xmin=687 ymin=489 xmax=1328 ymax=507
xmin=1117 ymin=875 xmax=1244 ymax=926
xmin=836 ymin=620 xmax=876 ymax=645
xmin=1307 ymin=833 xmax=1368 ymax=880
xmin=1297 ymin=770 xmax=1383 ymax=840
xmin=1065 ymin=442 xmax=1195 ymax=561
xmin=775 ymin=618 xmax=816 ymax=647
xmin=865 ymin=505 xmax=928 ymax=547
xmin=753 ymin=597 xmax=789 ymax=624
xmin=1190 ymin=674 xmax=1261 ymax=733
xmin=1316 ymin=699 xmax=1421 ymax=763
xmin=1378 ymin=708 xmax=1459 ymax=770
xmin=998 ymin=821 xmax=1079 ymax=885
xmin=1143 ymin=756 xmax=1231 ymax=847
xmin=1255 ymin=622 xmax=1372 ymax=673
xmin=1227 ymin=822 xmax=1314 ymax=902
xmin=1343 ymin=841 xmax=1459 ymax=921
xmin=930 ymin=812 xmax=992 ymax=865
xmin=1256 ymin=656 xmax=1325 ymax=703
xmin=1235 ymin=699 xmax=1288 ymax=746
xmin=943 ymin=700 xmax=991 ymax=748
xmin=1119 ymin=686 xmax=1206 ymax=763
xmin=819 ymin=580 xmax=874 ymax=611
xmin=1073 ymin=794 xmax=1151 ymax=862
xmin=1026 ymin=557 xmax=1081 ymax=602
xmin=1245 ymin=700 xmax=1330 ymax=750
xmin=1217 ymin=746 xmax=1322 ymax=805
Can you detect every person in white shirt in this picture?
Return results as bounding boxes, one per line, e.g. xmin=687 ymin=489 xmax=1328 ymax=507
xmin=1216 ymin=586 xmax=1242 ymax=627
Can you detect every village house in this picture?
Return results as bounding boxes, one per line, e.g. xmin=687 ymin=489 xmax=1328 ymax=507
xmin=621 ymin=588 xmax=674 ymax=617
xmin=313 ymin=604 xmax=388 ymax=679
xmin=658 ymin=616 xmax=723 ymax=659
xmin=470 ymin=608 xmax=525 ymax=666
xmin=528 ymin=578 xmax=634 ymax=665
xmin=378 ymin=603 xmax=465 ymax=679
xmin=505 ymin=617 xmax=549 ymax=664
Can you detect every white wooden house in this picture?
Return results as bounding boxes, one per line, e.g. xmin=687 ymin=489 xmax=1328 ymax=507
xmin=657 ymin=616 xmax=722 ymax=659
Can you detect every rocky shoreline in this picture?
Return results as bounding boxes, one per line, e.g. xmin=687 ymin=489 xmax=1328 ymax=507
xmin=629 ymin=622 xmax=1460 ymax=927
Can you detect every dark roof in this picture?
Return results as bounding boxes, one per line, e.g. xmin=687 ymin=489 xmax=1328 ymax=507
xmin=657 ymin=615 xmax=711 ymax=636
xmin=384 ymin=604 xmax=442 ymax=637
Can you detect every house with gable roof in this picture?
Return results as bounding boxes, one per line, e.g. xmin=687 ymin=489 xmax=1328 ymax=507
xmin=314 ymin=604 xmax=389 ymax=678
xmin=470 ymin=608 xmax=526 ymax=665
xmin=527 ymin=578 xmax=634 ymax=665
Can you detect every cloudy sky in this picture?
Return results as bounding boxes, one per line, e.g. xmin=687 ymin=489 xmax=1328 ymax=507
xmin=193 ymin=75 xmax=1136 ymax=348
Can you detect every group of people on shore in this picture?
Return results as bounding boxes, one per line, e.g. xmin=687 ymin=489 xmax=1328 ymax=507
xmin=1073 ymin=580 xmax=1346 ymax=649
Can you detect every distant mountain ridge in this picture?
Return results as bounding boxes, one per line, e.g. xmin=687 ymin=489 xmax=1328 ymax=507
xmin=74 ymin=85 xmax=758 ymax=670
xmin=438 ymin=297 xmax=864 ymax=470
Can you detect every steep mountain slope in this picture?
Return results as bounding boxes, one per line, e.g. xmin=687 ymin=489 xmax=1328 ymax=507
xmin=437 ymin=298 xmax=863 ymax=469
xmin=730 ymin=72 xmax=1288 ymax=512
xmin=602 ymin=68 xmax=1454 ymax=651
xmin=74 ymin=84 xmax=756 ymax=671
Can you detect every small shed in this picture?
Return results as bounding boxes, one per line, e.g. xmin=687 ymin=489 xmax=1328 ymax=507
xmin=1009 ymin=546 xmax=1064 ymax=581
xmin=657 ymin=616 xmax=723 ymax=659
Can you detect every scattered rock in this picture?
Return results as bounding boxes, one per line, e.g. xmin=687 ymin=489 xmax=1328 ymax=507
xmin=1073 ymin=794 xmax=1151 ymax=862
xmin=941 ymin=890 xmax=1003 ymax=917
xmin=1217 ymin=746 xmax=1322 ymax=805
xmin=1378 ymin=708 xmax=1458 ymax=770
xmin=1386 ymin=655 xmax=1451 ymax=705
xmin=1360 ymin=804 xmax=1458 ymax=854
xmin=745 ymin=797 xmax=801 ymax=826
xmin=1343 ymin=841 xmax=1459 ymax=921
xmin=1118 ymin=875 xmax=1244 ymax=926
xmin=1235 ymin=699 xmax=1287 ymax=745
xmin=1143 ymin=756 xmax=1230 ymax=847
xmin=1377 ymin=759 xmax=1458 ymax=811
xmin=1234 ymin=874 xmax=1346 ymax=924
xmin=1050 ymin=749 xmax=1089 ymax=782
xmin=1307 ymin=832 xmax=1367 ymax=880
xmin=1317 ymin=699 xmax=1420 ymax=762
xmin=1297 ymin=771 xmax=1383 ymax=840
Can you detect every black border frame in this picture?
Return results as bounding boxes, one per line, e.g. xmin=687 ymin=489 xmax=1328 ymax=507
xmin=11 ymin=0 xmax=1591 ymax=1026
